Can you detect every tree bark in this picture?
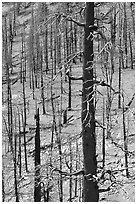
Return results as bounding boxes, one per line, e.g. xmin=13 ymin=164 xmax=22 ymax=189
xmin=130 ymin=2 xmax=135 ymax=35
xmin=18 ymin=108 xmax=22 ymax=177
xmin=129 ymin=32 xmax=133 ymax=69
xmin=118 ymin=4 xmax=122 ymax=108
xmin=123 ymin=3 xmax=128 ymax=68
xmin=34 ymin=108 xmax=41 ymax=202
xmin=14 ymin=133 xmax=19 ymax=202
xmin=102 ymin=98 xmax=105 ymax=169
xmin=2 ymin=170 xmax=5 ymax=202
xmin=82 ymin=2 xmax=99 ymax=202
xmin=122 ymin=96 xmax=129 ymax=178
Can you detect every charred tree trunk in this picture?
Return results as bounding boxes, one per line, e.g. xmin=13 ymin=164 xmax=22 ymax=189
xmin=40 ymin=50 xmax=46 ymax=114
xmin=50 ymin=85 xmax=63 ymax=202
xmin=118 ymin=6 xmax=122 ymax=108
xmin=34 ymin=108 xmax=41 ymax=202
xmin=53 ymin=17 xmax=58 ymax=75
xmin=2 ymin=170 xmax=5 ymax=202
xmin=130 ymin=2 xmax=135 ymax=36
xmin=82 ymin=2 xmax=99 ymax=202
xmin=14 ymin=133 xmax=19 ymax=202
xmin=21 ymin=32 xmax=27 ymax=126
xmin=18 ymin=107 xmax=22 ymax=177
xmin=128 ymin=32 xmax=134 ymax=70
xmin=21 ymin=33 xmax=28 ymax=173
xmin=45 ymin=27 xmax=49 ymax=74
xmin=102 ymin=98 xmax=105 ymax=169
xmin=69 ymin=136 xmax=72 ymax=201
xmin=110 ymin=6 xmax=116 ymax=74
xmin=68 ymin=66 xmax=72 ymax=110
xmin=123 ymin=3 xmax=128 ymax=69
xmin=21 ymin=111 xmax=28 ymax=173
xmin=122 ymin=95 xmax=129 ymax=178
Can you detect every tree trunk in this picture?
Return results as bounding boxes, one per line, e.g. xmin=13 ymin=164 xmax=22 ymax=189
xmin=122 ymin=95 xmax=129 ymax=178
xmin=128 ymin=32 xmax=133 ymax=69
xmin=45 ymin=27 xmax=49 ymax=74
xmin=2 ymin=170 xmax=5 ymax=202
xmin=123 ymin=3 xmax=128 ymax=68
xmin=14 ymin=133 xmax=19 ymax=202
xmin=130 ymin=2 xmax=135 ymax=36
xmin=54 ymin=22 xmax=57 ymax=75
xmin=18 ymin=108 xmax=22 ymax=178
xmin=40 ymin=49 xmax=46 ymax=114
xmin=118 ymin=5 xmax=122 ymax=108
xmin=68 ymin=66 xmax=72 ymax=110
xmin=69 ymin=136 xmax=72 ymax=201
xmin=50 ymin=85 xmax=63 ymax=201
xmin=102 ymin=98 xmax=105 ymax=169
xmin=21 ymin=33 xmax=27 ymax=126
xmin=34 ymin=108 xmax=41 ymax=202
xmin=110 ymin=6 xmax=116 ymax=74
xmin=21 ymin=111 xmax=28 ymax=172
xmin=82 ymin=2 xmax=99 ymax=202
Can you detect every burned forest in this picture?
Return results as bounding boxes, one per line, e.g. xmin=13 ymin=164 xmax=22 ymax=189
xmin=2 ymin=2 xmax=135 ymax=202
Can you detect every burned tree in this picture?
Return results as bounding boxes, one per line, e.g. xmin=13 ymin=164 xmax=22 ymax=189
xmin=82 ymin=2 xmax=99 ymax=202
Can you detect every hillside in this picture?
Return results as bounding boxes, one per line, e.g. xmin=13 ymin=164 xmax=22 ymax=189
xmin=2 ymin=2 xmax=135 ymax=202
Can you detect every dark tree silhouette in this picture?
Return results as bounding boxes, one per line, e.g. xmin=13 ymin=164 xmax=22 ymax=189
xmin=34 ymin=108 xmax=41 ymax=202
xmin=82 ymin=2 xmax=99 ymax=202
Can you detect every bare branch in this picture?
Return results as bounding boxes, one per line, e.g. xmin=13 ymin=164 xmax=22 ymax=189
xmin=95 ymin=120 xmax=106 ymax=129
xmin=98 ymin=80 xmax=115 ymax=92
xmin=124 ymin=93 xmax=135 ymax=112
xmin=75 ymin=6 xmax=85 ymax=16
xmin=84 ymin=79 xmax=115 ymax=92
xmin=62 ymin=14 xmax=85 ymax=27
xmin=109 ymin=136 xmax=134 ymax=156
xmin=52 ymin=51 xmax=83 ymax=82
xmin=51 ymin=167 xmax=84 ymax=176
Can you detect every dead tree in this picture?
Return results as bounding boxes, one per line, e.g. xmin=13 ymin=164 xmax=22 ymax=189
xmin=82 ymin=2 xmax=99 ymax=202
xmin=34 ymin=108 xmax=41 ymax=202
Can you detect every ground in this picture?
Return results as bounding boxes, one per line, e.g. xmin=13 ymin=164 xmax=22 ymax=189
xmin=2 ymin=62 xmax=135 ymax=201
xmin=2 ymin=2 xmax=135 ymax=202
